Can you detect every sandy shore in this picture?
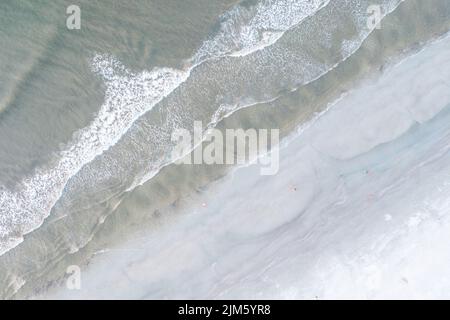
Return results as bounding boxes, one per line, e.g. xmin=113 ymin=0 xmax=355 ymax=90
xmin=43 ymin=32 xmax=450 ymax=299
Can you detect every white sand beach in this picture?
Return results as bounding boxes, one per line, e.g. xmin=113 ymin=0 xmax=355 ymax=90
xmin=44 ymin=32 xmax=450 ymax=299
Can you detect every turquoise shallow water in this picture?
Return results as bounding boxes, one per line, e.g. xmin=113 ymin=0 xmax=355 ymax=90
xmin=0 ymin=0 xmax=449 ymax=298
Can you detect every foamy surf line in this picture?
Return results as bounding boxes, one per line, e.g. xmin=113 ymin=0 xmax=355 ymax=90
xmin=131 ymin=0 xmax=406 ymax=189
xmin=192 ymin=0 xmax=331 ymax=63
xmin=0 ymin=56 xmax=190 ymax=255
xmin=0 ymin=0 xmax=404 ymax=256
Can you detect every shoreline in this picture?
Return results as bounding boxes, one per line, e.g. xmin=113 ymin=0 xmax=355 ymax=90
xmin=42 ymin=31 xmax=450 ymax=299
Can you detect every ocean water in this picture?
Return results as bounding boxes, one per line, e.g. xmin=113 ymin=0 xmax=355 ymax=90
xmin=0 ymin=0 xmax=449 ymax=298
xmin=0 ymin=0 xmax=404 ymax=255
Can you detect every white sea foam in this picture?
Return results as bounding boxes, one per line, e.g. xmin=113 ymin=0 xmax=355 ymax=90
xmin=193 ymin=0 xmax=330 ymax=63
xmin=129 ymin=0 xmax=406 ymax=189
xmin=0 ymin=56 xmax=189 ymax=255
